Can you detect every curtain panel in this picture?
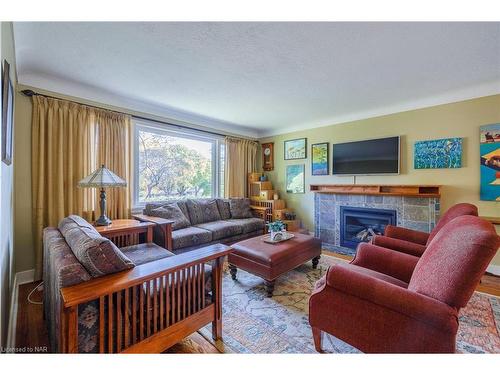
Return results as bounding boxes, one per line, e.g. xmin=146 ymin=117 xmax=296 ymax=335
xmin=32 ymin=95 xmax=132 ymax=278
xmin=224 ymin=136 xmax=259 ymax=198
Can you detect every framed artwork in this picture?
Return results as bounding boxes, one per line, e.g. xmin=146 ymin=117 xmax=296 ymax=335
xmin=2 ymin=60 xmax=14 ymax=165
xmin=284 ymin=138 xmax=307 ymax=160
xmin=261 ymin=142 xmax=274 ymax=171
xmin=286 ymin=164 xmax=305 ymax=193
xmin=311 ymin=142 xmax=329 ymax=175
xmin=414 ymin=137 xmax=463 ymax=169
xmin=480 ymin=123 xmax=500 ymax=201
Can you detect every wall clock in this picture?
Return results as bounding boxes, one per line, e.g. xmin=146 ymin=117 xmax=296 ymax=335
xmin=262 ymin=142 xmax=274 ymax=171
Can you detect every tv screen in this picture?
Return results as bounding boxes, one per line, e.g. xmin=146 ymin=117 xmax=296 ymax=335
xmin=332 ymin=136 xmax=400 ymax=175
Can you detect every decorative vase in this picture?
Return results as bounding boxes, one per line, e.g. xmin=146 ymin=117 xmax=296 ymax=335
xmin=273 ymin=193 xmax=279 ymax=200
xmin=260 ymin=175 xmax=267 ymax=181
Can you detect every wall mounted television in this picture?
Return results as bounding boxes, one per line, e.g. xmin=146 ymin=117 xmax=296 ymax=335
xmin=332 ymin=136 xmax=400 ymax=175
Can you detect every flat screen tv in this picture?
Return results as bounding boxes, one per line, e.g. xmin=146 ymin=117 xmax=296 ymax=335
xmin=332 ymin=136 xmax=400 ymax=175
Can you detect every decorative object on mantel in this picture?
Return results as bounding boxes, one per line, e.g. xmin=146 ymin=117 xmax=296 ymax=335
xmin=259 ymin=173 xmax=268 ymax=181
xmin=284 ymin=138 xmax=307 ymax=160
xmin=1 ymin=60 xmax=14 ymax=165
xmin=261 ymin=142 xmax=274 ymax=171
xmin=266 ymin=220 xmax=286 ymax=242
xmin=309 ymin=184 xmax=441 ymax=197
xmin=311 ymin=142 xmax=329 ymax=175
xmin=414 ymin=137 xmax=463 ymax=169
xmin=78 ymin=164 xmax=127 ymax=226
xmin=286 ymin=164 xmax=305 ymax=193
xmin=479 ymin=123 xmax=500 ymax=201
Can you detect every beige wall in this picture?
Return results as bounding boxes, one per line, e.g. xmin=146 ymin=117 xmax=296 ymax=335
xmin=260 ymin=95 xmax=500 ymax=268
xmin=0 ymin=21 xmax=17 ymax=349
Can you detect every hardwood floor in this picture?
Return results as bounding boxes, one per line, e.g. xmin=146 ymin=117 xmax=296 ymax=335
xmin=14 ymin=254 xmax=500 ymax=353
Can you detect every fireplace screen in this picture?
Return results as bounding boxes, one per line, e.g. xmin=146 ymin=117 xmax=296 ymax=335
xmin=340 ymin=206 xmax=397 ymax=249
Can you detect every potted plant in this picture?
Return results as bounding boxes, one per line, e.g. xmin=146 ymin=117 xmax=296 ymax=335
xmin=267 ymin=220 xmax=285 ymax=241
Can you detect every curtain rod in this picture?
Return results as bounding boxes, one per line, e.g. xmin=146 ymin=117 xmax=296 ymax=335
xmin=20 ymin=89 xmax=246 ymax=139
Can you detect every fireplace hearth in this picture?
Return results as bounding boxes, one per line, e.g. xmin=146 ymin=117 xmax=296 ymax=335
xmin=340 ymin=206 xmax=396 ymax=249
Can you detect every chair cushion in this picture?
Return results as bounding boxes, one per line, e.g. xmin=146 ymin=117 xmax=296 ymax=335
xmin=121 ymin=243 xmax=175 ymax=265
xmin=150 ymin=203 xmax=191 ymax=230
xmin=171 ymin=226 xmax=213 ymax=250
xmin=186 ymin=199 xmax=222 ymax=224
xmin=227 ymin=218 xmax=265 ymax=233
xmin=195 ymin=220 xmax=243 ymax=240
xmin=409 ymin=215 xmax=500 ymax=308
xmin=58 ymin=215 xmax=134 ymax=277
xmin=229 ymin=198 xmax=253 ymax=219
xmin=216 ymin=199 xmax=232 ymax=220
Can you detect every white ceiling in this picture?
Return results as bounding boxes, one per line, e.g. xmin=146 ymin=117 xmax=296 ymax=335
xmin=13 ymin=22 xmax=500 ymax=137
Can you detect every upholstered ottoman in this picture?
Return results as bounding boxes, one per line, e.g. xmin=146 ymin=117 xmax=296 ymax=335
xmin=228 ymin=233 xmax=322 ymax=297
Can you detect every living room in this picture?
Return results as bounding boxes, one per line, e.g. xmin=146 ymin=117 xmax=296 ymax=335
xmin=1 ymin=1 xmax=500 ymax=373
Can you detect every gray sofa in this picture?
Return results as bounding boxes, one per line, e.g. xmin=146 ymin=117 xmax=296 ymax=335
xmin=138 ymin=198 xmax=265 ymax=254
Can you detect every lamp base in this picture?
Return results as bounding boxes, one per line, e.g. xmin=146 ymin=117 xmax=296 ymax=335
xmin=95 ymin=215 xmax=112 ymax=226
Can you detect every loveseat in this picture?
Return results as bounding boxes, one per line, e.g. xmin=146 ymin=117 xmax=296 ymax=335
xmin=43 ymin=215 xmax=230 ymax=353
xmin=134 ymin=198 xmax=265 ymax=254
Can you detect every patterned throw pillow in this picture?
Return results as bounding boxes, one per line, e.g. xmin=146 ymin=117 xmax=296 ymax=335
xmin=150 ymin=203 xmax=191 ymax=230
xmin=186 ymin=199 xmax=222 ymax=224
xmin=216 ymin=199 xmax=232 ymax=220
xmin=229 ymin=198 xmax=253 ymax=219
xmin=58 ymin=215 xmax=134 ymax=277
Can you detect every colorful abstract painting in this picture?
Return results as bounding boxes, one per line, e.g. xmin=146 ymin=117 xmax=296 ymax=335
xmin=480 ymin=123 xmax=500 ymax=201
xmin=414 ymin=137 xmax=463 ymax=169
xmin=284 ymin=138 xmax=307 ymax=160
xmin=286 ymin=164 xmax=305 ymax=193
xmin=311 ymin=143 xmax=329 ymax=175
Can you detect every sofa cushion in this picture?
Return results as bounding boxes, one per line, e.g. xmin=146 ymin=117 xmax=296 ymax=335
xmin=171 ymin=226 xmax=213 ymax=250
xmin=144 ymin=200 xmax=191 ymax=222
xmin=186 ymin=199 xmax=221 ymax=224
xmin=195 ymin=220 xmax=243 ymax=240
xmin=229 ymin=198 xmax=253 ymax=219
xmin=121 ymin=243 xmax=175 ymax=265
xmin=150 ymin=203 xmax=191 ymax=230
xmin=216 ymin=199 xmax=232 ymax=220
xmin=227 ymin=218 xmax=265 ymax=234
xmin=58 ymin=215 xmax=134 ymax=277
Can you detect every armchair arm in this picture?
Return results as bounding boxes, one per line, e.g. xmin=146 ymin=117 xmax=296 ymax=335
xmin=384 ymin=225 xmax=429 ymax=246
xmin=325 ymin=263 xmax=458 ymax=333
xmin=351 ymin=242 xmax=419 ymax=283
xmin=371 ymin=235 xmax=427 ymax=257
xmin=133 ymin=214 xmax=174 ymax=250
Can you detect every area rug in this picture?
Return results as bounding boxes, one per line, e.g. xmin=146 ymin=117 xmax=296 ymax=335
xmin=199 ymin=254 xmax=500 ymax=353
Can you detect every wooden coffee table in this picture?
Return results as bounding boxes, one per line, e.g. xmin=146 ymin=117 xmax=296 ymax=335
xmin=228 ymin=233 xmax=322 ymax=297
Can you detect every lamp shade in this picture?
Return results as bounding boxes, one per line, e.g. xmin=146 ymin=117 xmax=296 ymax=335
xmin=78 ymin=164 xmax=127 ymax=188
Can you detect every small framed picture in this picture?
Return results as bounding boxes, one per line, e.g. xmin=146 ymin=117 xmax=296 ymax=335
xmin=286 ymin=164 xmax=305 ymax=194
xmin=2 ymin=60 xmax=14 ymax=165
xmin=311 ymin=142 xmax=329 ymax=175
xmin=284 ymin=138 xmax=307 ymax=160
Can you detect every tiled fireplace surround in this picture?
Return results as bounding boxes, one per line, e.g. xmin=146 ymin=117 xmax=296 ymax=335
xmin=314 ymin=193 xmax=440 ymax=256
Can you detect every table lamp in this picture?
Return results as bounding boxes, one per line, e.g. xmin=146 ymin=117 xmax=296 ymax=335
xmin=78 ymin=164 xmax=127 ymax=226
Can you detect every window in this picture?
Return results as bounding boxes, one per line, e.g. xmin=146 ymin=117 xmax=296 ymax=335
xmin=134 ymin=120 xmax=225 ymax=206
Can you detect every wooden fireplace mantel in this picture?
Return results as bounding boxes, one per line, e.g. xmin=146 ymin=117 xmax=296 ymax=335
xmin=309 ymin=184 xmax=441 ymax=198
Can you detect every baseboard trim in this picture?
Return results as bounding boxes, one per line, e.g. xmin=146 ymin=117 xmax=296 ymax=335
xmin=6 ymin=269 xmax=35 ymax=349
xmin=486 ymin=264 xmax=500 ymax=277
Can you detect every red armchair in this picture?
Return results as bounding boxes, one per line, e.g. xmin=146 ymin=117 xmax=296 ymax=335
xmin=372 ymin=203 xmax=478 ymax=257
xmin=309 ymin=215 xmax=499 ymax=353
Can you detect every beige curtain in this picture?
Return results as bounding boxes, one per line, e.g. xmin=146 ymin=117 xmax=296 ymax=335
xmin=32 ymin=96 xmax=132 ymax=278
xmin=224 ymin=136 xmax=258 ymax=198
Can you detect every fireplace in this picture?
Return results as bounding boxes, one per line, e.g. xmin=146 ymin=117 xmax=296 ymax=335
xmin=340 ymin=206 xmax=397 ymax=249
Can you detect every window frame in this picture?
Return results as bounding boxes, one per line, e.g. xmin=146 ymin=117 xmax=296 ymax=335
xmin=133 ymin=118 xmax=225 ymax=209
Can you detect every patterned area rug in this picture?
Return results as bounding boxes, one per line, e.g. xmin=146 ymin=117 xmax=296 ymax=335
xmin=199 ymin=254 xmax=500 ymax=353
